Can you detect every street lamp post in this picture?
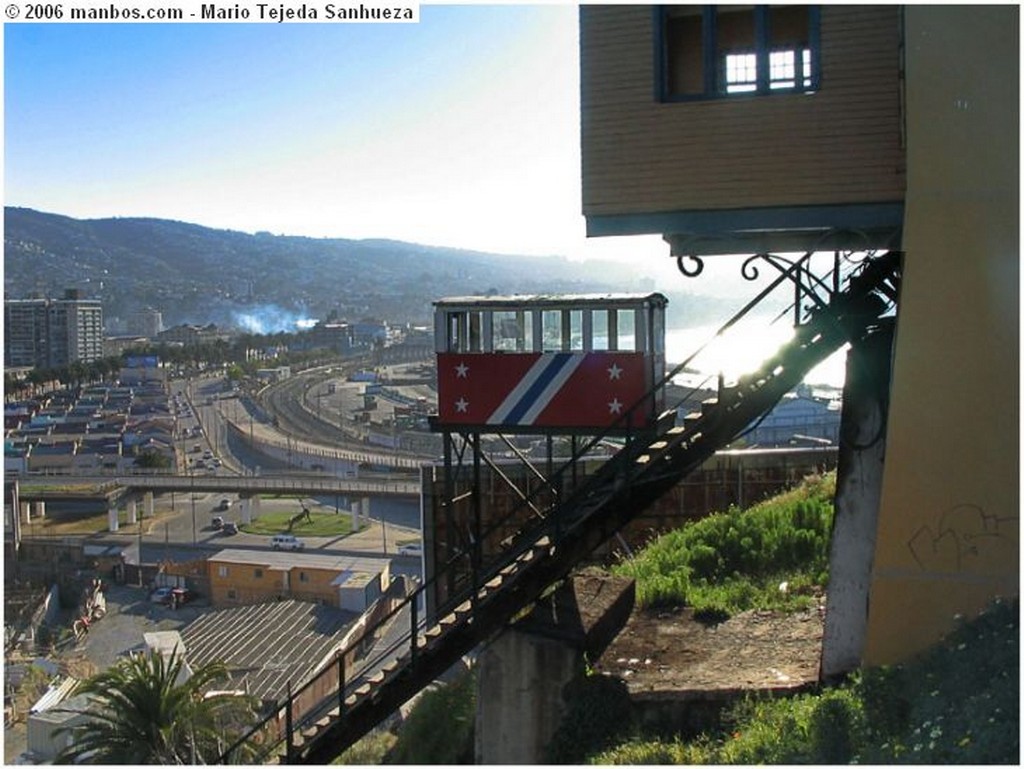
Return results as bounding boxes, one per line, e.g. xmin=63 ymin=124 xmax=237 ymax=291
xmin=189 ymin=461 xmax=197 ymax=546
xmin=138 ymin=504 xmax=143 ymax=587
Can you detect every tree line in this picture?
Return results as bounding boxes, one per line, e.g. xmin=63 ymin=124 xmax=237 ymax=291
xmin=4 ymin=331 xmax=351 ymax=401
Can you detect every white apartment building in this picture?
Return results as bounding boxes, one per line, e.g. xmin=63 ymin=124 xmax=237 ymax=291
xmin=4 ymin=290 xmax=104 ymax=368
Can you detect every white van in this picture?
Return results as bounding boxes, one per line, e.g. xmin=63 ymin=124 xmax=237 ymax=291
xmin=271 ymin=534 xmax=305 ymax=551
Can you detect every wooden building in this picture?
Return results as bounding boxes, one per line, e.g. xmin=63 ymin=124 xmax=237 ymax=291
xmin=579 ymin=5 xmax=1018 ymax=669
xmin=206 ymin=548 xmax=390 ymax=611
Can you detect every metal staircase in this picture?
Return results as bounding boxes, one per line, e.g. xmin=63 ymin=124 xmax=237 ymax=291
xmin=218 ymin=250 xmax=901 ymax=765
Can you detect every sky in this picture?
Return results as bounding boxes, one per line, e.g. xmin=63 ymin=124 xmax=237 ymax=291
xmin=3 ymin=4 xmax=679 ymax=280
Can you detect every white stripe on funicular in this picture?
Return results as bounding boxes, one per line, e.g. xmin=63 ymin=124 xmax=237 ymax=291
xmin=487 ymin=354 xmax=585 ymax=428
xmin=487 ymin=354 xmax=556 ymax=424
xmin=517 ymin=354 xmax=585 ymax=424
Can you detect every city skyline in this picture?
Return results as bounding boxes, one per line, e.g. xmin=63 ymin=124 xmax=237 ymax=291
xmin=4 ymin=5 xmax=677 ymax=279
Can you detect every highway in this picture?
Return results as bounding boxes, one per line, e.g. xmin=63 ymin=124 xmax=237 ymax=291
xmin=19 ymin=369 xmax=427 ymax=569
xmin=21 ymin=474 xmax=422 ymax=498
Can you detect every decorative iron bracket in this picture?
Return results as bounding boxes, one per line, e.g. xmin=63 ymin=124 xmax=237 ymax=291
xmin=676 ymin=248 xmax=879 ymax=328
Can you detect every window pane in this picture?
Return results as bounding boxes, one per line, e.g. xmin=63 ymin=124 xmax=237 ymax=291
xmin=726 ymin=52 xmax=758 ymax=92
xmin=492 ymin=311 xmax=520 ymax=352
xmin=618 ymin=310 xmax=637 ymax=352
xmin=569 ymin=310 xmax=584 ymax=351
xmin=542 ymin=310 xmax=562 ymax=351
xmin=664 ymin=6 xmax=704 ymax=97
xmin=768 ymin=5 xmax=813 ymax=91
xmin=592 ymin=310 xmax=609 ymax=351
xmin=768 ymin=5 xmax=810 ymax=48
xmin=447 ymin=313 xmax=468 ymax=353
xmin=468 ymin=312 xmax=482 ymax=352
xmin=769 ymin=49 xmax=796 ymax=88
xmin=716 ymin=6 xmax=756 ymax=93
xmin=519 ymin=311 xmax=533 ymax=352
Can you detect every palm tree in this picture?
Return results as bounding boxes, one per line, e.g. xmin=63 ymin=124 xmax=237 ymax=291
xmin=55 ymin=649 xmax=258 ymax=764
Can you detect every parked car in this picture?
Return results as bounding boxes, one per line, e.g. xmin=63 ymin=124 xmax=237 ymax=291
xmin=222 ymin=521 xmax=239 ymax=535
xmin=271 ymin=534 xmax=305 ymax=551
xmin=149 ymin=586 xmax=174 ymax=604
xmin=217 ymin=498 xmax=231 ymax=511
xmin=212 ymin=515 xmax=224 ymax=530
xmin=398 ymin=543 xmax=423 ymax=557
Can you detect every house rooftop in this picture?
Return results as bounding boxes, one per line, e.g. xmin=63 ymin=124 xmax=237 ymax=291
xmin=210 ymin=548 xmax=391 ymax=574
xmin=181 ymin=599 xmax=358 ymax=703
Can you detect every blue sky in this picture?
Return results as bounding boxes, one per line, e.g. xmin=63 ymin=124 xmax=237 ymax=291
xmin=4 ymin=5 xmax=675 ymax=274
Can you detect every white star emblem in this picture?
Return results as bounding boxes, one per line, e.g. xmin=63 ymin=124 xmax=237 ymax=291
xmin=608 ymin=398 xmax=623 ymax=415
xmin=607 ymin=363 xmax=622 ymax=380
xmin=455 ymin=397 xmax=469 ymax=413
xmin=454 ymin=362 xmax=469 ymax=378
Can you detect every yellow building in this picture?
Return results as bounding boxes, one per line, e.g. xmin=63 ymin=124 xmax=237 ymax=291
xmin=580 ymin=5 xmax=1017 ymax=668
xmin=207 ymin=548 xmax=391 ymax=611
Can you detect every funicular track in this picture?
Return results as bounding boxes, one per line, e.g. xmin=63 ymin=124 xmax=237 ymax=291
xmin=218 ymin=251 xmax=901 ymax=765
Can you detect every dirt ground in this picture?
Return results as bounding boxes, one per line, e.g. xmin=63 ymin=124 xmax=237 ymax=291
xmin=594 ymin=601 xmax=826 ymax=696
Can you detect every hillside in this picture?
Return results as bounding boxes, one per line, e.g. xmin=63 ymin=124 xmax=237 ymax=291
xmin=5 ymin=207 xmax=679 ymax=333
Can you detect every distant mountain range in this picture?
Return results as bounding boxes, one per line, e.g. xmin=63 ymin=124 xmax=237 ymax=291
xmin=3 ymin=207 xmax=738 ymax=334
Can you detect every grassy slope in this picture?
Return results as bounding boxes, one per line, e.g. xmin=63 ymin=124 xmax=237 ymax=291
xmin=595 ymin=471 xmax=1019 ymax=764
xmin=613 ymin=472 xmax=836 ymax=618
xmin=592 ymin=597 xmax=1018 ymax=764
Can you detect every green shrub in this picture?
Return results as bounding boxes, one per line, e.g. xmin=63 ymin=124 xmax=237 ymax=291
xmin=809 ymin=694 xmax=860 ymax=763
xmin=332 ymin=729 xmax=396 ymax=765
xmin=614 ymin=473 xmax=835 ymax=616
xmin=387 ymin=672 xmax=476 ymax=764
xmin=588 ymin=736 xmax=704 ymax=764
xmin=546 ymin=674 xmax=634 ymax=764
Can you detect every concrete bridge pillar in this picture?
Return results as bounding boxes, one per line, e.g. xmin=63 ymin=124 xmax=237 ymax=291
xmin=476 ymin=625 xmax=579 ymax=764
xmin=108 ymin=505 xmax=119 ymax=533
xmin=350 ymin=501 xmax=360 ymax=531
xmin=240 ymin=496 xmax=255 ymax=524
xmin=21 ymin=502 xmax=31 ymax=524
xmin=33 ymin=501 xmax=45 ymax=519
xmin=144 ymin=492 xmax=155 ymax=518
xmin=127 ymin=499 xmax=137 ymax=525
xmin=249 ymin=495 xmax=260 ymax=521
xmin=475 ymin=572 xmax=635 ymax=764
xmin=361 ymin=497 xmax=371 ymax=527
xmin=821 ymin=322 xmax=895 ymax=678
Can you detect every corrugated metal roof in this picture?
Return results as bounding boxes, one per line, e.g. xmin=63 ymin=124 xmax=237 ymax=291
xmin=29 ymin=676 xmax=79 ymax=714
xmin=209 ymin=548 xmax=390 ymax=575
xmin=181 ymin=600 xmax=357 ymax=704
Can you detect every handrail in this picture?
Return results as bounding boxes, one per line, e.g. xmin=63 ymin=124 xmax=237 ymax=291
xmin=218 ymin=250 xmax=900 ymax=764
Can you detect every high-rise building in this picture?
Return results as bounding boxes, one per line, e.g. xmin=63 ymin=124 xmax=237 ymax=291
xmin=4 ymin=289 xmax=104 ymax=368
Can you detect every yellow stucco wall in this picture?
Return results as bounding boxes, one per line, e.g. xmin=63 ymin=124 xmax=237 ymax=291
xmin=863 ymin=5 xmax=1019 ymax=664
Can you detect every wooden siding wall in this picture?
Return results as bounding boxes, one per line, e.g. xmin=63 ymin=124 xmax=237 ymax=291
xmin=581 ymin=5 xmax=906 ymax=216
xmin=207 ymin=561 xmax=339 ymax=607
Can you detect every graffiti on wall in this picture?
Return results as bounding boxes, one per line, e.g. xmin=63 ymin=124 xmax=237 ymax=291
xmin=907 ymin=503 xmax=1019 ymax=574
